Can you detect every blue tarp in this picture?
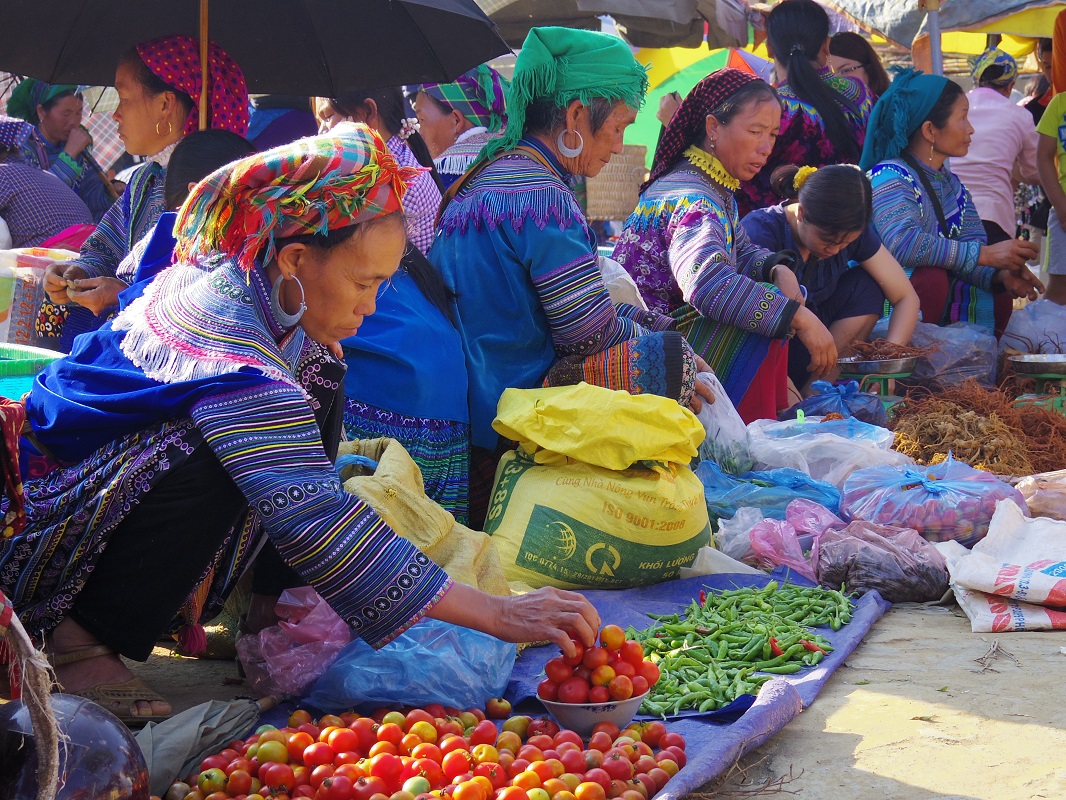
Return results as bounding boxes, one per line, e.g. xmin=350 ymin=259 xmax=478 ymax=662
xmin=258 ymin=569 xmax=889 ymax=800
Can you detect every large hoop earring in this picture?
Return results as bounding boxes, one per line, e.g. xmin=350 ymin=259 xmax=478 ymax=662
xmin=557 ymin=129 xmax=584 ymax=158
xmin=270 ymin=274 xmax=307 ymax=327
xmin=155 ymin=120 xmax=174 ymax=136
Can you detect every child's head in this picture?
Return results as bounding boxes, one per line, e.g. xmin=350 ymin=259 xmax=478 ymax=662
xmin=770 ymin=163 xmax=871 ymax=259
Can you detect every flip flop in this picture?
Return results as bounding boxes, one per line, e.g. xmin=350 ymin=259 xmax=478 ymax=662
xmin=49 ymin=644 xmax=172 ymax=727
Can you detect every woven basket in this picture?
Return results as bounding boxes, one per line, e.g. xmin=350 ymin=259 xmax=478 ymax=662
xmin=585 ymin=145 xmax=648 ymax=222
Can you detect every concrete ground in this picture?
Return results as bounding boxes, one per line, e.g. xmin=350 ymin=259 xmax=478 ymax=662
xmin=129 ymin=604 xmax=1066 ymax=799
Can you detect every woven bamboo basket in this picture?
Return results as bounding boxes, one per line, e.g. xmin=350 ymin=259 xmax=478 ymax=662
xmin=585 ymin=145 xmax=648 ymax=222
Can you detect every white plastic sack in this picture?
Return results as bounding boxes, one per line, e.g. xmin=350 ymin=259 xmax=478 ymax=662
xmin=1000 ymin=299 xmax=1066 ymax=355
xmin=694 ymin=371 xmax=753 ymax=475
xmin=679 ymin=545 xmax=762 ymax=577
xmin=943 ymin=501 xmax=1066 ymax=632
xmin=597 ymin=255 xmax=648 ymax=310
xmin=748 ymin=417 xmax=914 ymax=489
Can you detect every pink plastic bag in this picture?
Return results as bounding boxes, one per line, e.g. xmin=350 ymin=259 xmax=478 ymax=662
xmin=749 ymin=520 xmax=817 ymax=582
xmin=236 ymin=587 xmax=352 ymax=697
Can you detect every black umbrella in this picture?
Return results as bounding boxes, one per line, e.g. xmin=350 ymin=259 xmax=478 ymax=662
xmin=0 ymin=0 xmax=510 ymax=106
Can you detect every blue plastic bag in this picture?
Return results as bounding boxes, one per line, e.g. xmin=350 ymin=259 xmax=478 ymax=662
xmin=305 ymin=619 xmax=517 ymax=712
xmin=696 ymin=460 xmax=841 ymax=524
xmin=779 ymin=380 xmax=887 ymax=427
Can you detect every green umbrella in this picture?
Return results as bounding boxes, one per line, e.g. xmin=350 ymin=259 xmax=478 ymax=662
xmin=628 ymin=47 xmax=773 ymax=167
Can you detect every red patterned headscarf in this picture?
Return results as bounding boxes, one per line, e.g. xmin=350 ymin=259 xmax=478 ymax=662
xmin=136 ymin=34 xmax=249 ymax=136
xmin=646 ymin=68 xmax=768 ymax=190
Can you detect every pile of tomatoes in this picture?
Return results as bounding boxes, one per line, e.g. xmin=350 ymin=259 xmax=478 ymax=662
xmin=537 ymin=625 xmax=660 ymax=705
xmin=158 ymin=704 xmax=686 ymax=800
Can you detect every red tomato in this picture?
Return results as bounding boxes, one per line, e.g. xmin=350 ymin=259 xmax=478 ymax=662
xmin=639 ymin=722 xmax=665 ymax=748
xmin=537 ymin=679 xmax=559 ymax=701
xmin=298 ymin=723 xmax=323 ymax=741
xmin=260 ymin=763 xmax=295 ymax=793
xmin=646 ymin=768 xmax=671 ymax=793
xmin=588 ymin=685 xmax=610 ymax=703
xmin=572 ymin=665 xmax=593 ymax=683
xmin=618 ymin=641 xmax=644 ymax=667
xmin=609 ymin=660 xmax=636 ymax=679
xmin=349 ymin=718 xmax=377 ymax=753
xmin=589 ymin=730 xmax=615 ymax=754
xmin=592 ymin=722 xmax=621 ymax=740
xmin=333 ymin=751 xmax=361 ymax=766
xmin=287 ymin=732 xmax=315 ymax=763
xmin=544 ymin=657 xmax=573 ymax=685
xmin=304 ymin=743 xmax=336 ymax=768
xmin=439 ymin=736 xmax=469 ymax=756
xmin=582 ymin=647 xmax=610 ymax=670
xmin=319 ymin=715 xmax=345 ymax=729
xmin=506 ymin=758 xmax=531 ymax=779
xmin=556 ymin=676 xmax=590 ymax=704
xmin=633 ymin=773 xmax=656 ymax=798
xmin=590 ymin=665 xmax=616 ymax=687
xmin=409 ymin=743 xmax=442 ymax=762
xmin=334 ymin=763 xmax=365 ymax=783
xmin=468 ymin=720 xmax=498 ymax=747
xmin=318 ymin=775 xmax=354 ymax=800
xmin=328 ymin=728 xmax=359 ymax=754
xmin=598 ymin=625 xmax=626 ymax=651
xmin=309 ymin=764 xmax=335 ymax=789
xmin=474 ymin=762 xmax=507 ymax=790
xmin=631 ymin=676 xmax=649 ymax=696
xmin=553 ymin=730 xmax=582 ymax=749
xmin=633 ymin=756 xmax=657 ymax=776
xmin=224 ymin=769 xmax=252 ymax=796
xmin=583 ymin=768 xmax=612 ymax=791
xmin=376 ymin=723 xmax=404 ymax=746
xmin=226 ymin=757 xmax=254 ymax=775
xmin=607 ymin=676 xmax=634 ymax=701
xmin=526 ymin=718 xmax=560 ymax=738
xmin=663 ymin=746 xmax=686 ymax=768
xmin=601 ymin=754 xmax=633 ymax=782
xmin=200 ymin=755 xmax=229 ymax=773
xmin=583 ymin=749 xmax=604 ymax=770
xmin=442 ymin=750 xmax=474 ymax=781
xmin=659 ymin=733 xmax=685 ymax=751
xmin=562 ymin=638 xmax=586 ymax=667
xmin=289 ymin=710 xmax=314 ymax=729
xmin=608 ymin=779 xmax=628 ymax=798
xmin=526 ymin=735 xmax=554 ymax=752
xmin=637 ymin=661 xmax=660 ymax=686
xmin=560 ymin=749 xmax=586 ymax=775
xmin=369 ymin=753 xmax=403 ymax=788
xmin=406 ymin=708 xmax=436 ymax=728
xmin=412 ymin=758 xmax=444 ymax=788
xmin=352 ymin=776 xmax=388 ymax=800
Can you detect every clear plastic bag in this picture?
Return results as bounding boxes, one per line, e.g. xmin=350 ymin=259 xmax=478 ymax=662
xmin=696 ymin=460 xmax=841 ymax=523
xmin=813 ymin=520 xmax=949 ymax=602
xmin=779 ymin=380 xmax=888 ymax=427
xmin=714 ymin=506 xmax=764 ymax=562
xmin=999 ymin=299 xmax=1066 ymax=355
xmin=235 ymin=587 xmax=352 ymax=697
xmin=694 ymin=371 xmax=754 ymax=475
xmin=748 ymin=417 xmax=912 ymax=489
xmin=841 ymin=455 xmax=1029 ymax=548
xmin=1014 ymin=469 xmax=1066 ymax=521
xmin=305 ymin=618 xmax=517 ymax=712
xmin=908 ymin=321 xmax=998 ymax=388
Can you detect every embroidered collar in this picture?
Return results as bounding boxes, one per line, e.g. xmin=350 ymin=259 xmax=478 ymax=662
xmin=147 ymin=140 xmax=179 ymax=169
xmin=456 ymin=126 xmax=488 ymax=143
xmin=521 ymin=136 xmax=571 ymax=182
xmin=683 ymin=145 xmax=740 ymax=191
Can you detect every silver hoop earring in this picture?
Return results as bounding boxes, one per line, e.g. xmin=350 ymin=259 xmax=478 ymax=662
xmin=270 ymin=274 xmax=307 ymax=327
xmin=557 ymin=129 xmax=584 ymax=158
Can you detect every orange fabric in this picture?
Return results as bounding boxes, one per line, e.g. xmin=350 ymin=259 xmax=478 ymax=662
xmin=1053 ymin=9 xmax=1066 ymax=94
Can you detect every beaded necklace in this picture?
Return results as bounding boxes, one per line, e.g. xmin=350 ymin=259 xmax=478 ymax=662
xmin=683 ymin=145 xmax=740 ymax=191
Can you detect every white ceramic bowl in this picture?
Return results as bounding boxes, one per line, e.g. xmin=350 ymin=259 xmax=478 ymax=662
xmin=539 ymin=692 xmax=649 ymax=736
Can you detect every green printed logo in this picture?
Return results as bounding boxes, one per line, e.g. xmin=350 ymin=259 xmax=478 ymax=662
xmin=517 ymin=505 xmax=705 ymax=588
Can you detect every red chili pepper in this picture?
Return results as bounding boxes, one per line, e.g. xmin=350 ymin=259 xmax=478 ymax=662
xmin=800 ymin=639 xmax=827 ymax=654
xmin=769 ymin=637 xmax=785 ymax=657
xmin=698 ymin=590 xmax=707 ymax=607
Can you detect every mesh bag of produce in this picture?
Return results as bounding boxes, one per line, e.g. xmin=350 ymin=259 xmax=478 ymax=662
xmin=840 ymin=455 xmax=1028 ymax=547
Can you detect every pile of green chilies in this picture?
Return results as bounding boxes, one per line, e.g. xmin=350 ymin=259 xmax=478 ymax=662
xmin=630 ymin=581 xmax=854 ymax=717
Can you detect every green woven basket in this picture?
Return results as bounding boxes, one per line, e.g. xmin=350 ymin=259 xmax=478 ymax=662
xmin=0 ymin=343 xmax=62 ymax=399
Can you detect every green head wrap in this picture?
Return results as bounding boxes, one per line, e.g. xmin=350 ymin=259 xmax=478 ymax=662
xmin=7 ymin=78 xmax=80 ymax=126
xmin=859 ymin=68 xmax=949 ymax=171
xmin=477 ymin=26 xmax=649 ymax=164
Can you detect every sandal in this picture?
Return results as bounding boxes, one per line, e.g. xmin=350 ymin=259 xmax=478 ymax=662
xmin=49 ymin=645 xmax=172 ymax=727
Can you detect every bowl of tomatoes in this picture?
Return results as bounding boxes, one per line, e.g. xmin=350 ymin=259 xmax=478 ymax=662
xmin=536 ymin=624 xmax=661 ymax=736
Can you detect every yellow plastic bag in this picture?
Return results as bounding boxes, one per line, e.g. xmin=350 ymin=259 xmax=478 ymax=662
xmin=339 ymin=438 xmax=510 ymax=597
xmin=486 ymin=384 xmax=711 ymax=590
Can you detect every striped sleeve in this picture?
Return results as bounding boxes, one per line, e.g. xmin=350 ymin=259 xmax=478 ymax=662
xmin=669 ymin=201 xmax=796 ymax=339
xmin=869 ymin=164 xmax=993 ymax=291
xmin=190 ymin=382 xmax=452 ymax=648
xmin=523 ymin=211 xmax=647 ymax=356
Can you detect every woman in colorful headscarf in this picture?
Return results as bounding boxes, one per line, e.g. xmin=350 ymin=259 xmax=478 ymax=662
xmin=314 ymin=88 xmax=442 ymax=254
xmin=1 ymin=124 xmax=598 ymax=725
xmin=862 ymin=69 xmax=1042 ymax=334
xmin=8 ymin=78 xmax=116 ymax=223
xmin=412 ymin=64 xmax=509 ymax=188
xmin=613 ymin=69 xmax=835 ymax=421
xmin=39 ymin=34 xmax=249 ymax=352
xmin=736 ymin=0 xmax=875 ymax=216
xmin=430 ymin=27 xmax=712 ymax=528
